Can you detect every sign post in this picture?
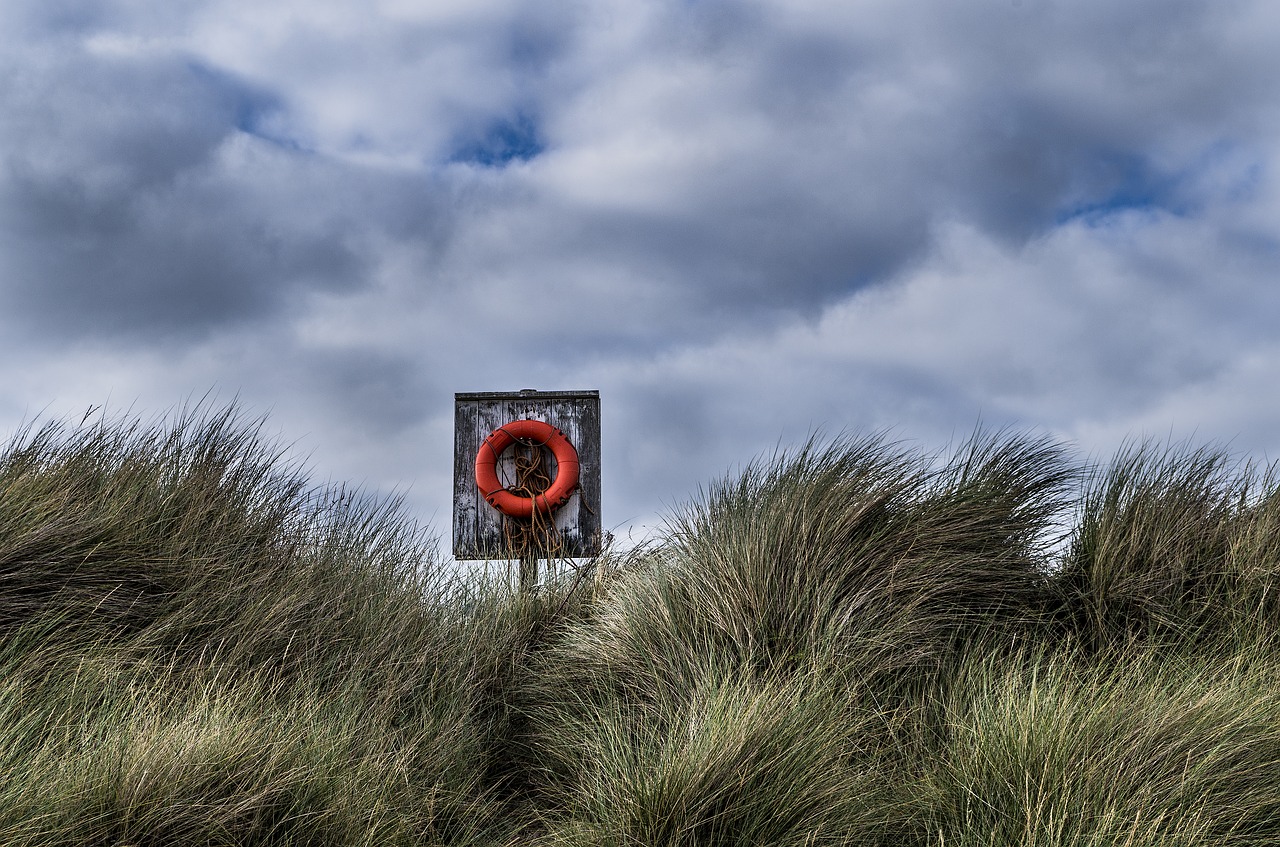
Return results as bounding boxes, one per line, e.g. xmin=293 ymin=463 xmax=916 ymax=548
xmin=452 ymin=389 xmax=601 ymax=590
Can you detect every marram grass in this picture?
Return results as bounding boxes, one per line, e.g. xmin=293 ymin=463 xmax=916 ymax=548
xmin=1 ymin=406 xmax=1280 ymax=845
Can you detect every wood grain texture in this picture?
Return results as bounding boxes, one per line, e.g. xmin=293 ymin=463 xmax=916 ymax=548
xmin=452 ymin=390 xmax=601 ymax=559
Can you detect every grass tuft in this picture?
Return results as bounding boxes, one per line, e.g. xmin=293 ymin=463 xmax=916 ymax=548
xmin=1057 ymin=439 xmax=1280 ymax=649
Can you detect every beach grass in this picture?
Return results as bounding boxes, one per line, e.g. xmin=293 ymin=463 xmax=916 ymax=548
xmin=1 ymin=405 xmax=1279 ymax=844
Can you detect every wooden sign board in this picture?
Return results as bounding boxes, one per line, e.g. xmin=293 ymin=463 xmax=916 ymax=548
xmin=452 ymin=389 xmax=601 ymax=560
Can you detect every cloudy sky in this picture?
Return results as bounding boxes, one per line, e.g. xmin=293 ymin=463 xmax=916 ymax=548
xmin=2 ymin=0 xmax=1278 ymax=552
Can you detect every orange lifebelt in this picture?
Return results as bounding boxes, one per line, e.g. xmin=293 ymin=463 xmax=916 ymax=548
xmin=474 ymin=419 xmax=580 ymax=519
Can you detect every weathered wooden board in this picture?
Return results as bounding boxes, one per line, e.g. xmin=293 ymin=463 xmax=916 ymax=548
xmin=452 ymin=389 xmax=601 ymax=560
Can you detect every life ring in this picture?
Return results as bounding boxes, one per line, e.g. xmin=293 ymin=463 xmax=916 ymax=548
xmin=474 ymin=419 xmax=580 ymax=519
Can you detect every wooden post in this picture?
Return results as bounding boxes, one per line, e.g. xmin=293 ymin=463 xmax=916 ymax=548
xmin=520 ymin=549 xmax=539 ymax=593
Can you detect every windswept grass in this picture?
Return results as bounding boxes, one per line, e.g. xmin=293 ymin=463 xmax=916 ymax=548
xmin=0 ymin=651 xmax=497 ymax=845
xmin=530 ymin=430 xmax=1074 ymax=724
xmin=1057 ymin=440 xmax=1280 ymax=649
xmin=2 ymin=406 xmax=1280 ymax=845
xmin=530 ymin=669 xmax=899 ymax=846
xmin=0 ymin=405 xmax=520 ymax=844
xmin=910 ymin=639 xmax=1280 ymax=846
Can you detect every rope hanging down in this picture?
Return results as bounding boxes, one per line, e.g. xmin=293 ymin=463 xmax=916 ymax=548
xmin=502 ymin=439 xmax=566 ymax=561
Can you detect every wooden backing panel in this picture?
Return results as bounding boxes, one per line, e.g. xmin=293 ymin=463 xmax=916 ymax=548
xmin=452 ymin=390 xmax=601 ymax=559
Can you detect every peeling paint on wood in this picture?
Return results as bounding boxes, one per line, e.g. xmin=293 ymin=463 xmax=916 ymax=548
xmin=452 ymin=389 xmax=601 ymax=560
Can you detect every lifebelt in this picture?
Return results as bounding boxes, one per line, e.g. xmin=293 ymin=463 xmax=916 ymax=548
xmin=474 ymin=419 xmax=580 ymax=519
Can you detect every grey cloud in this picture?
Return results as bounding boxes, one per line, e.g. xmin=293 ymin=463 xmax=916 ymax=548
xmin=296 ymin=346 xmax=436 ymax=437
xmin=6 ymin=0 xmax=1270 ymax=352
xmin=0 ymin=161 xmax=369 ymax=343
xmin=0 ymin=51 xmax=382 ymax=343
xmin=436 ymin=0 xmax=1279 ymax=342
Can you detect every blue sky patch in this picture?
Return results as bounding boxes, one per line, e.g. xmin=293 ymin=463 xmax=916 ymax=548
xmin=186 ymin=61 xmax=304 ymax=152
xmin=449 ymin=113 xmax=545 ymax=167
xmin=1053 ymin=143 xmax=1260 ymax=228
xmin=1054 ymin=151 xmax=1177 ymax=226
